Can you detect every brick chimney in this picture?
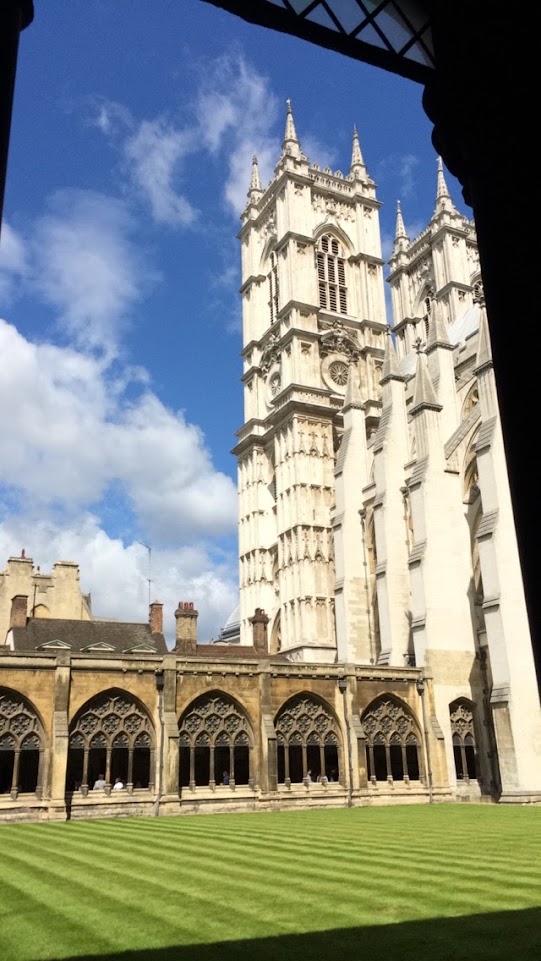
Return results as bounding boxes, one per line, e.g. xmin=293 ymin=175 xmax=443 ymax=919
xmin=249 ymin=608 xmax=269 ymax=656
xmin=10 ymin=595 xmax=28 ymax=629
xmin=149 ymin=601 xmax=163 ymax=635
xmin=174 ymin=601 xmax=198 ymax=654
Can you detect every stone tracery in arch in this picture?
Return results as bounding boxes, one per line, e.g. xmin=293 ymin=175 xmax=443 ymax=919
xmin=0 ymin=688 xmax=44 ymax=798
xmin=178 ymin=691 xmax=254 ymax=790
xmin=275 ymin=693 xmax=341 ymax=784
xmin=450 ymin=698 xmax=478 ymax=781
xmin=362 ymin=695 xmax=422 ymax=783
xmin=66 ymin=689 xmax=154 ymax=794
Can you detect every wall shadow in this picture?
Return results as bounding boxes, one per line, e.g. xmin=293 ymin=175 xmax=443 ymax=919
xmin=42 ymin=907 xmax=541 ymax=961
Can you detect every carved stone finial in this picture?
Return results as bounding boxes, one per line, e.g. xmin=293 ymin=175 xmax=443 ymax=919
xmin=414 ymin=336 xmax=425 ymax=354
xmin=473 ymin=281 xmax=485 ymax=307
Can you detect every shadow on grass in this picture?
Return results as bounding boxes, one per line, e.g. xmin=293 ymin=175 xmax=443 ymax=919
xmin=41 ymin=907 xmax=541 ymax=961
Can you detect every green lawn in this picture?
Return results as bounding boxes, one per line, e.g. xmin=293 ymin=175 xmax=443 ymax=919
xmin=1 ymin=805 xmax=540 ymax=961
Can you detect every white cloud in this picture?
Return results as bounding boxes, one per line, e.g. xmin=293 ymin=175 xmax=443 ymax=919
xmin=195 ymin=52 xmax=280 ymax=215
xmin=88 ymin=52 xmax=283 ymax=223
xmin=31 ymin=189 xmax=152 ymax=356
xmin=0 ymin=315 xmax=239 ymax=641
xmin=0 ymin=319 xmax=237 ymax=541
xmin=124 ymin=119 xmax=198 ymax=227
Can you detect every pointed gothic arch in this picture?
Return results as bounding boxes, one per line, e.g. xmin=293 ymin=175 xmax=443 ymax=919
xmin=66 ymin=688 xmax=154 ymax=794
xmin=178 ymin=691 xmax=255 ymax=790
xmin=313 ymin=221 xmax=354 ymax=255
xmin=362 ymin=695 xmax=422 ymax=783
xmin=461 ymin=383 xmax=479 ymax=422
xmin=274 ymin=692 xmax=341 ymax=784
xmin=463 ymin=447 xmax=481 ymax=506
xmin=32 ymin=603 xmax=50 ymax=618
xmin=0 ymin=688 xmax=45 ymax=798
xmin=412 ymin=280 xmax=435 ymax=322
xmin=450 ymin=698 xmax=478 ymax=781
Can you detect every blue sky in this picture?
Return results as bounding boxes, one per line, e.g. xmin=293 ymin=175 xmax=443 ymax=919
xmin=0 ymin=1 xmax=469 ymax=644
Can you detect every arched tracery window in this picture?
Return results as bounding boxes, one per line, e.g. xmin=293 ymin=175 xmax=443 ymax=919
xmin=275 ymin=694 xmax=340 ymax=785
xmin=450 ymin=699 xmax=478 ymax=781
xmin=423 ymin=296 xmax=431 ymax=340
xmin=0 ymin=690 xmax=44 ymax=798
xmin=66 ymin=690 xmax=154 ymax=794
xmin=317 ymin=235 xmax=347 ymax=314
xmin=362 ymin=697 xmax=421 ymax=782
xmin=179 ymin=693 xmax=254 ymax=790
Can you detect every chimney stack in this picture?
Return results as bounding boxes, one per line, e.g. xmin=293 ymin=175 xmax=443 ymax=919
xmin=149 ymin=601 xmax=163 ymax=635
xmin=249 ymin=608 xmax=269 ymax=656
xmin=174 ymin=601 xmax=198 ymax=654
xmin=10 ymin=595 xmax=28 ymax=629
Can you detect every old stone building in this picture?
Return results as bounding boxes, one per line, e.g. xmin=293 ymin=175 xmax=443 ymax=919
xmin=1 ymin=105 xmax=540 ymax=822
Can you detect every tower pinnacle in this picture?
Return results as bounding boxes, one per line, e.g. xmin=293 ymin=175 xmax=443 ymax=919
xmin=434 ymin=156 xmax=457 ymax=215
xmin=250 ymin=154 xmax=262 ymax=192
xmin=395 ymin=200 xmax=407 ymax=240
xmin=392 ymin=200 xmax=409 ymax=255
xmin=350 ymin=125 xmax=366 ymax=176
xmin=246 ymin=154 xmax=263 ymax=206
xmin=282 ymin=98 xmax=301 ymax=158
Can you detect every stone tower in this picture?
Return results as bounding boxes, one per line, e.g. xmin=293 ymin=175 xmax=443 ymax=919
xmin=233 ymin=104 xmax=387 ymax=660
xmin=231 ymin=107 xmax=541 ymax=800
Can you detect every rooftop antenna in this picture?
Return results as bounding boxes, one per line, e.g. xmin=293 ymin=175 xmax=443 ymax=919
xmin=138 ymin=542 xmax=152 ymax=607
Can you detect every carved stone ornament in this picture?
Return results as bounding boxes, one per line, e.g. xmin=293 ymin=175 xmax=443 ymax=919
xmin=260 ymin=332 xmax=281 ymax=374
xmin=321 ymin=352 xmax=355 ymax=395
xmin=269 ymin=371 xmax=282 ymax=396
xmin=265 ymin=364 xmax=282 ymax=410
xmin=319 ymin=319 xmax=359 ymax=361
xmin=328 ymin=360 xmax=349 ymax=386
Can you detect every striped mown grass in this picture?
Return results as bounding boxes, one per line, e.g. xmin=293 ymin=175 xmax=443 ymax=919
xmin=1 ymin=804 xmax=540 ymax=961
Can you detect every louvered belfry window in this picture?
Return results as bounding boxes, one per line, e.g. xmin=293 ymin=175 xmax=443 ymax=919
xmin=317 ymin=235 xmax=347 ymax=313
xmin=268 ymin=251 xmax=279 ymax=324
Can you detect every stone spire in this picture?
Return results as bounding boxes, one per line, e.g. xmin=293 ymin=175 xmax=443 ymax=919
xmin=426 ymin=293 xmax=451 ymax=352
xmin=434 ymin=156 xmax=457 ymax=215
xmin=381 ymin=327 xmax=404 ymax=384
xmin=247 ymin=154 xmax=263 ymax=205
xmin=343 ymin=362 xmax=364 ymax=411
xmin=349 ymin=125 xmax=366 ymax=178
xmin=474 ymin=292 xmax=493 ymax=375
xmin=392 ymin=200 xmax=409 ymax=254
xmin=411 ymin=339 xmax=441 ymax=412
xmin=473 ymin=285 xmax=497 ymax=416
xmin=282 ymin=98 xmax=301 ymax=159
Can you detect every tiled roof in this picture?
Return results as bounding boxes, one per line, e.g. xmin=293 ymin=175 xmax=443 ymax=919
xmin=7 ymin=618 xmax=167 ymax=655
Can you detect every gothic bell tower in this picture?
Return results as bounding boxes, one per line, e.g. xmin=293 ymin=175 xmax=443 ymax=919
xmin=233 ymin=102 xmax=388 ymax=660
